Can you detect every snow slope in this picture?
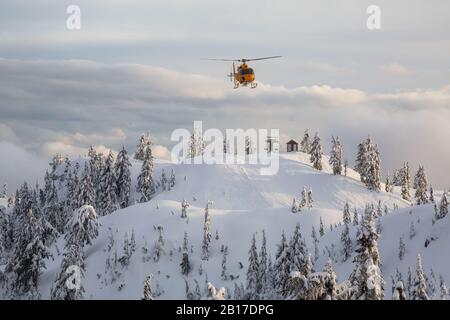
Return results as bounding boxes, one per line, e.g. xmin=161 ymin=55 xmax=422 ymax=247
xmin=23 ymin=152 xmax=448 ymax=299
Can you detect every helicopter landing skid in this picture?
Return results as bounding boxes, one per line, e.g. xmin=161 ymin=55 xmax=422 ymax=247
xmin=233 ymin=81 xmax=240 ymax=89
xmin=250 ymin=82 xmax=258 ymax=89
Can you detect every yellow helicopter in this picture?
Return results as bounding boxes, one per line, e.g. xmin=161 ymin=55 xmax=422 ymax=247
xmin=201 ymin=56 xmax=281 ymax=89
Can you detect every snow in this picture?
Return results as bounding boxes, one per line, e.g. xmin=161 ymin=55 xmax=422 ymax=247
xmin=5 ymin=151 xmax=449 ymax=299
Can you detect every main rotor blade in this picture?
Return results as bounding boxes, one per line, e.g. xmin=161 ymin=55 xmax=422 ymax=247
xmin=201 ymin=58 xmax=241 ymax=62
xmin=243 ymin=56 xmax=282 ymax=61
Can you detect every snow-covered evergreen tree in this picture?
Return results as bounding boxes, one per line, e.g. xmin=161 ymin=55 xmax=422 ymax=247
xmin=343 ymin=202 xmax=351 ymax=225
xmin=135 ymin=133 xmax=151 ymax=161
xmin=349 ymin=204 xmax=384 ymax=300
xmin=152 ymin=227 xmax=165 ymax=262
xmin=392 ymin=281 xmax=407 ymax=300
xmin=181 ymin=199 xmax=189 ymax=218
xmin=76 ymin=163 xmax=96 ymax=208
xmin=310 ymin=133 xmax=323 ymax=170
xmin=311 ymin=226 xmax=320 ymax=262
xmin=98 ymin=151 xmax=118 ymax=216
xmin=340 ymin=223 xmax=352 ymax=262
xmin=221 ymin=246 xmax=228 ymax=281
xmin=398 ymin=236 xmax=406 ymax=261
xmin=142 ymin=274 xmax=154 ymax=300
xmin=300 ymin=129 xmax=311 ymax=154
xmin=258 ymin=230 xmax=268 ymax=296
xmin=413 ymin=166 xmax=428 ymax=205
xmin=355 ymin=137 xmax=381 ymax=191
xmin=411 ymin=254 xmax=429 ymax=300
xmin=429 ymin=185 xmax=435 ymax=203
xmin=136 ymin=147 xmax=155 ymax=202
xmin=353 ymin=209 xmax=359 ymax=226
xmin=274 ymin=231 xmax=290 ymax=297
xmin=440 ymin=275 xmax=449 ymax=300
xmin=246 ymin=234 xmax=260 ymax=299
xmin=289 ymin=224 xmax=308 ymax=275
xmin=201 ymin=201 xmax=213 ymax=260
xmin=50 ymin=242 xmax=85 ymax=300
xmin=437 ymin=191 xmax=449 ymax=220
xmin=180 ymin=232 xmax=191 ymax=276
xmin=319 ymin=217 xmax=325 ymax=237
xmin=400 ymin=162 xmax=411 ymax=201
xmin=114 ymin=146 xmax=132 ymax=208
xmin=9 ymin=209 xmax=52 ymax=295
xmin=385 ymin=173 xmax=393 ymax=193
xmin=329 ymin=136 xmax=342 ymax=175
xmin=168 ymin=169 xmax=176 ymax=190
xmin=160 ymin=169 xmax=168 ymax=191
xmin=65 ymin=205 xmax=99 ymax=247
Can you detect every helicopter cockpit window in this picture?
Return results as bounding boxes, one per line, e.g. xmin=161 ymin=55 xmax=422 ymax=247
xmin=241 ymin=68 xmax=254 ymax=75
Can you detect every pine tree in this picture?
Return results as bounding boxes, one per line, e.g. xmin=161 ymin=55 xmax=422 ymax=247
xmin=300 ymin=129 xmax=311 ymax=154
xmin=44 ymin=180 xmax=64 ymax=233
xmin=307 ymin=188 xmax=313 ymax=208
xmin=258 ymin=230 xmax=268 ymax=296
xmin=400 ymin=162 xmax=411 ymax=201
xmin=136 ymin=147 xmax=155 ymax=202
xmin=350 ymin=204 xmax=384 ymax=300
xmin=429 ymin=185 xmax=435 ymax=203
xmin=353 ymin=209 xmax=359 ymax=226
xmin=398 ymin=237 xmax=406 ymax=261
xmin=329 ymin=136 xmax=342 ymax=175
xmin=65 ymin=205 xmax=99 ymax=247
xmin=323 ymin=259 xmax=337 ymax=300
xmin=76 ymin=163 xmax=95 ymax=208
xmin=409 ymin=221 xmax=416 ymax=239
xmin=50 ymin=242 xmax=85 ymax=300
xmin=221 ymin=246 xmax=228 ymax=280
xmin=142 ymin=274 xmax=154 ymax=300
xmin=274 ymin=231 xmax=290 ymax=297
xmin=9 ymin=209 xmax=52 ymax=295
xmin=201 ymin=201 xmax=212 ymax=260
xmin=440 ymin=275 xmax=449 ymax=300
xmin=385 ymin=173 xmax=393 ymax=193
xmin=392 ymin=281 xmax=407 ymax=300
xmin=115 ymin=146 xmax=132 ymax=208
xmin=181 ymin=199 xmax=189 ymax=218
xmin=160 ymin=169 xmax=168 ymax=191
xmin=246 ymin=234 xmax=260 ymax=299
xmin=180 ymin=232 xmax=191 ymax=276
xmin=413 ymin=166 xmax=428 ymax=205
xmin=319 ymin=217 xmax=325 ymax=237
xmin=340 ymin=223 xmax=352 ymax=262
xmin=98 ymin=151 xmax=118 ymax=216
xmin=168 ymin=170 xmax=176 ymax=190
xmin=343 ymin=202 xmax=351 ymax=225
xmin=289 ymin=224 xmax=308 ymax=275
xmin=291 ymin=198 xmax=298 ymax=213
xmin=310 ymin=133 xmax=323 ymax=170
xmin=355 ymin=137 xmax=381 ymax=191
xmin=135 ymin=133 xmax=151 ymax=161
xmin=152 ymin=227 xmax=165 ymax=262
xmin=412 ymin=254 xmax=428 ymax=300
xmin=438 ymin=191 xmax=449 ymax=220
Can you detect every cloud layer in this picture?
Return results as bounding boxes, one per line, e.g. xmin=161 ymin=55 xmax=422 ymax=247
xmin=1 ymin=58 xmax=450 ymax=189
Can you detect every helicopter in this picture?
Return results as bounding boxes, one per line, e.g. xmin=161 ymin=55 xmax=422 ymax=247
xmin=201 ymin=56 xmax=281 ymax=89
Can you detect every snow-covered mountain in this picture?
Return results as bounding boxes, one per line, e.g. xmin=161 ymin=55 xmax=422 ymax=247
xmin=1 ymin=151 xmax=448 ymax=299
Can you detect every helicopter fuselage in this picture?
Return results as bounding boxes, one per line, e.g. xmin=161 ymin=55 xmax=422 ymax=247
xmin=233 ymin=63 xmax=257 ymax=88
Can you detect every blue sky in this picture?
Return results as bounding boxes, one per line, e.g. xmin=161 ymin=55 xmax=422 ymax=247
xmin=0 ymin=0 xmax=450 ymax=189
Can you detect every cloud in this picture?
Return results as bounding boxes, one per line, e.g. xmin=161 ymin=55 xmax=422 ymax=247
xmin=379 ymin=63 xmax=414 ymax=76
xmin=0 ymin=141 xmax=48 ymax=193
xmin=1 ymin=58 xmax=450 ymax=188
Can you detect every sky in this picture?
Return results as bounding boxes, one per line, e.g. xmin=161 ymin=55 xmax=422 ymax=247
xmin=0 ymin=0 xmax=450 ymax=190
